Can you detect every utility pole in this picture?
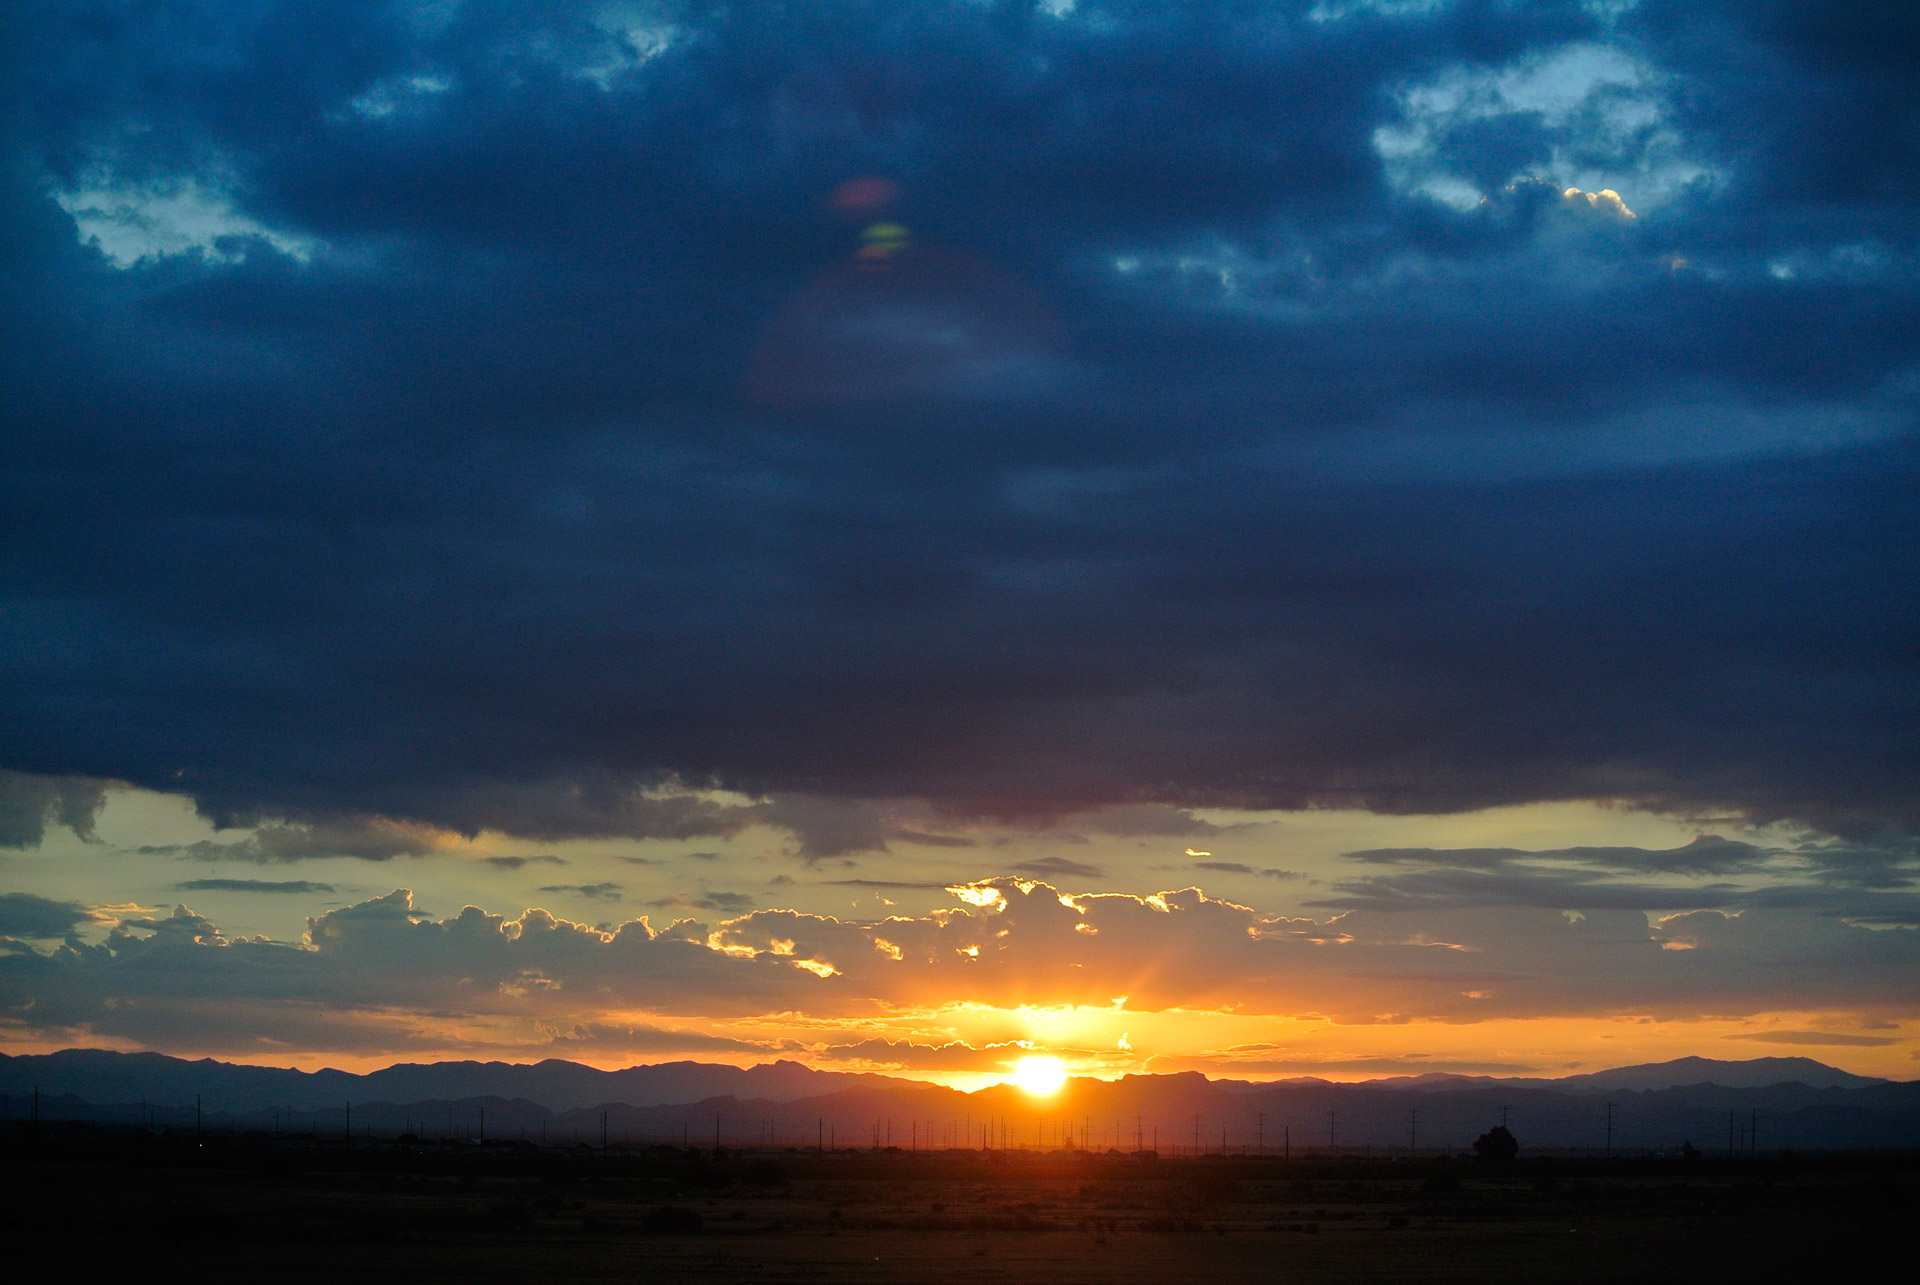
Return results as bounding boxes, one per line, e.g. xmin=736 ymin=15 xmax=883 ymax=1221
xmin=1500 ymin=1105 xmax=1511 ymax=1130
xmin=1328 ymin=1110 xmax=1337 ymax=1151
xmin=479 ymin=1104 xmax=484 ymax=1143
xmin=1193 ymin=1114 xmax=1201 ymax=1158
xmin=1604 ymin=1103 xmax=1615 ymax=1158
xmin=1409 ymin=1109 xmax=1419 ymax=1152
xmin=1284 ymin=1124 xmax=1290 ymax=1162
xmin=1257 ymin=1112 xmax=1265 ymax=1156
xmin=196 ymin=1095 xmax=202 ymax=1138
xmin=1728 ymin=1109 xmax=1736 ymax=1156
xmin=818 ymin=1117 xmax=823 ymax=1152
xmin=1749 ymin=1108 xmax=1758 ymax=1157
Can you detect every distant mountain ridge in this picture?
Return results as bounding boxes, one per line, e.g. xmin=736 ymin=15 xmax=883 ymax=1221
xmin=5 ymin=1049 xmax=1916 ymax=1153
xmin=1529 ymin=1056 xmax=1885 ymax=1092
xmin=0 ymin=1050 xmax=1894 ymax=1115
xmin=0 ymin=1049 xmax=890 ymax=1113
xmin=1361 ymin=1057 xmax=1885 ymax=1094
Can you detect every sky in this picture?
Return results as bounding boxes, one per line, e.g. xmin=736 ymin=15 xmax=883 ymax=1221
xmin=2 ymin=0 xmax=1917 ymax=1086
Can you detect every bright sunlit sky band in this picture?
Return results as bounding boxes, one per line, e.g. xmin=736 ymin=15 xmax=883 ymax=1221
xmin=2 ymin=0 xmax=1917 ymax=1085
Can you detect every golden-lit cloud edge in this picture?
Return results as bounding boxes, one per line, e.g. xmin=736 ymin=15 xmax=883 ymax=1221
xmin=3 ymin=876 xmax=1915 ymax=1078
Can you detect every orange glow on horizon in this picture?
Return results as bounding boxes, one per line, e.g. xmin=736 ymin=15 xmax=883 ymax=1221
xmin=9 ymin=1008 xmax=1912 ymax=1084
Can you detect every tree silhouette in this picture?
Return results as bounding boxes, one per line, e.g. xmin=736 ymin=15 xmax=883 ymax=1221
xmin=1472 ymin=1125 xmax=1519 ymax=1164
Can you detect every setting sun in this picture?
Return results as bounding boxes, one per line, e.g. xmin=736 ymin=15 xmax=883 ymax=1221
xmin=1010 ymin=1055 xmax=1067 ymax=1097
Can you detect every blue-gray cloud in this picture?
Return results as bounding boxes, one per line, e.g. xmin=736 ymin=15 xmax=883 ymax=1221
xmin=1313 ymin=836 xmax=1920 ymax=921
xmin=175 ymin=878 xmax=335 ymax=894
xmin=541 ymin=882 xmax=626 ymax=901
xmin=0 ymin=892 xmax=95 ymax=939
xmin=481 ymin=854 xmax=568 ymax=869
xmin=0 ymin=771 xmax=107 ymax=848
xmin=0 ymin=1 xmax=1914 ymax=849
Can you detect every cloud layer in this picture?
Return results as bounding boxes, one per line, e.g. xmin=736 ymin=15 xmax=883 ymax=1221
xmin=4 ymin=871 xmax=1914 ymax=1062
xmin=0 ymin=1 xmax=1913 ymax=847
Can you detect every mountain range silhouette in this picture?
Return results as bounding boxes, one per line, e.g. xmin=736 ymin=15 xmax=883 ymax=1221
xmin=3 ymin=1051 xmax=1912 ymax=1152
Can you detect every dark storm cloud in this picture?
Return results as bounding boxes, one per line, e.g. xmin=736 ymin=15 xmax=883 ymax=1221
xmin=2 ymin=1 xmax=1916 ymax=844
xmin=0 ymin=772 xmax=107 ymax=848
xmin=0 ymin=892 xmax=96 ymax=939
xmin=1321 ymin=836 xmax=1920 ymax=917
xmin=1310 ymin=838 xmax=1920 ymax=923
xmin=1343 ymin=836 xmax=1781 ymax=876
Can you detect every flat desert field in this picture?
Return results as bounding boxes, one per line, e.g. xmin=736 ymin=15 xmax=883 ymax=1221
xmin=4 ymin=1130 xmax=1909 ymax=1282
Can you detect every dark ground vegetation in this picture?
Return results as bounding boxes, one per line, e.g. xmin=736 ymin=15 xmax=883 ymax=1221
xmin=3 ymin=1122 xmax=1910 ymax=1281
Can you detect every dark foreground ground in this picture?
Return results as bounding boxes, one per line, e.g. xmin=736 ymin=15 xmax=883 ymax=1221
xmin=3 ymin=1124 xmax=1911 ymax=1282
